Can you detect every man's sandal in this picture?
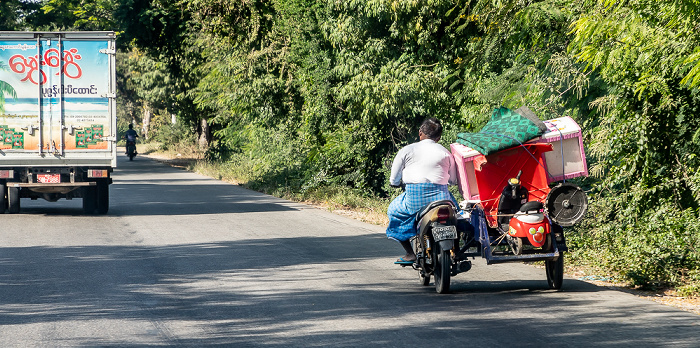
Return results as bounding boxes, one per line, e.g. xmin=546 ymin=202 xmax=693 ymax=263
xmin=394 ymin=257 xmax=415 ymax=265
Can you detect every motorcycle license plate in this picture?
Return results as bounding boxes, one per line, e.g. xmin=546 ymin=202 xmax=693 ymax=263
xmin=37 ymin=173 xmax=60 ymax=183
xmin=432 ymin=225 xmax=457 ymax=241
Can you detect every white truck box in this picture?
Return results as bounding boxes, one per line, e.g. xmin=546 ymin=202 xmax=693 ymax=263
xmin=0 ymin=31 xmax=116 ymax=214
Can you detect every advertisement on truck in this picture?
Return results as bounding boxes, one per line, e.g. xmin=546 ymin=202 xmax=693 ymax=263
xmin=0 ymin=31 xmax=116 ymax=214
xmin=0 ymin=36 xmax=111 ymax=152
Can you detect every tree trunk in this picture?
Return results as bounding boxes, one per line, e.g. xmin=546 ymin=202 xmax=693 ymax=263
xmin=142 ymin=105 xmax=152 ymax=140
xmin=198 ymin=117 xmax=210 ymax=149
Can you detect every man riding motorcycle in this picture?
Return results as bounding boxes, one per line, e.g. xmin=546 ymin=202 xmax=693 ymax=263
xmin=124 ymin=124 xmax=139 ymax=157
xmin=386 ymin=118 xmax=460 ymax=264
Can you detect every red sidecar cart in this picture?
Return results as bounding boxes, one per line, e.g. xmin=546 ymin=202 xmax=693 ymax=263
xmin=450 ymin=116 xmax=588 ymax=289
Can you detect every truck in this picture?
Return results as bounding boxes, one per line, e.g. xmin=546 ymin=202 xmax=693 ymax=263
xmin=0 ymin=31 xmax=117 ymax=214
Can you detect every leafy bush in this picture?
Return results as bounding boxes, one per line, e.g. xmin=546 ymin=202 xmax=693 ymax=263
xmin=151 ymin=121 xmax=197 ymax=151
xmin=569 ymin=200 xmax=700 ymax=291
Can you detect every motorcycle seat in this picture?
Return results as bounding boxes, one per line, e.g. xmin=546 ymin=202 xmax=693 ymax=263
xmin=518 ymin=200 xmax=543 ymax=213
xmin=416 ymin=199 xmax=457 ymax=220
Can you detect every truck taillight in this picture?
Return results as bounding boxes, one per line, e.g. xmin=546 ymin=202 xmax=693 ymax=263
xmin=437 ymin=207 xmax=450 ymax=223
xmin=0 ymin=170 xmax=14 ymax=179
xmin=88 ymin=170 xmax=108 ymax=178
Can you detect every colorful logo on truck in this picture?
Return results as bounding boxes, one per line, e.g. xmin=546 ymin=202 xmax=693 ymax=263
xmin=75 ymin=124 xmax=105 ymax=149
xmin=8 ymin=48 xmax=83 ymax=85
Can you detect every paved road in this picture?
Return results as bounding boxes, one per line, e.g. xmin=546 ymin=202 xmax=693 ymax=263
xmin=0 ymin=154 xmax=698 ymax=347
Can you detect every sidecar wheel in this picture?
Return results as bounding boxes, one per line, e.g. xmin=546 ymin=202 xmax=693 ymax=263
xmin=546 ymin=253 xmax=564 ymax=290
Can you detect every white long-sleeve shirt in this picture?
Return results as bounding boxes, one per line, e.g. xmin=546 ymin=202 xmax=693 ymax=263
xmin=389 ymin=139 xmax=457 ymax=186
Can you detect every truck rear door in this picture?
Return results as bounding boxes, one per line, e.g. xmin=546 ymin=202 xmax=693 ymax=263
xmin=0 ymin=32 xmax=115 ymax=161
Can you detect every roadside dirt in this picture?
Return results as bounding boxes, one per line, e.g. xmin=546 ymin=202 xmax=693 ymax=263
xmin=141 ymin=151 xmax=199 ymax=169
xmin=142 ymin=151 xmax=699 ymax=316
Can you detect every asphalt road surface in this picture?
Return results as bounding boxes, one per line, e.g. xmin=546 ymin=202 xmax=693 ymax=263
xmin=1 ymin=154 xmax=698 ymax=347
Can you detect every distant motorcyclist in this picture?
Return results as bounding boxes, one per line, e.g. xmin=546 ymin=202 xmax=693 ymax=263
xmin=124 ymin=124 xmax=139 ymax=156
xmin=386 ymin=117 xmax=459 ymax=264
xmin=125 ymin=124 xmax=139 ymax=142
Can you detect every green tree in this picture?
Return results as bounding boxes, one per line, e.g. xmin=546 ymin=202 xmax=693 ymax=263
xmin=567 ymin=0 xmax=700 ymax=287
xmin=570 ymin=0 xmax=700 ymax=211
xmin=115 ymin=0 xmax=204 ymax=142
xmin=121 ymin=48 xmax=174 ymax=139
xmin=0 ymin=0 xmax=46 ymax=30
xmin=0 ymin=0 xmax=24 ymax=30
xmin=40 ymin=0 xmax=117 ymax=30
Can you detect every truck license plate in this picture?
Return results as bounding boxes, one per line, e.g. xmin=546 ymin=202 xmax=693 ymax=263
xmin=37 ymin=173 xmax=60 ymax=183
xmin=432 ymin=225 xmax=457 ymax=241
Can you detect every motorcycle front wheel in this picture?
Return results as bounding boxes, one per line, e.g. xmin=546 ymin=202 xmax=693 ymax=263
xmin=434 ymin=245 xmax=451 ymax=294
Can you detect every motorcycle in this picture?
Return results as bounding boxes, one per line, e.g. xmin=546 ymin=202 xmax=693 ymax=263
xmin=125 ymin=139 xmax=137 ymax=161
xmin=404 ymin=199 xmax=476 ymax=294
xmin=399 ymin=144 xmax=586 ymax=293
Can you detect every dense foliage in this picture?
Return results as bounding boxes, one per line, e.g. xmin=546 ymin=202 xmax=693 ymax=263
xmin=1 ymin=0 xmax=699 ymax=293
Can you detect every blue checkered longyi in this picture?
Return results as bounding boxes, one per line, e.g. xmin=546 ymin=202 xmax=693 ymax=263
xmin=386 ymin=183 xmax=458 ymax=242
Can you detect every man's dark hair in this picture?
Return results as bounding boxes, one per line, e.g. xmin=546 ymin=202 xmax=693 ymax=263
xmin=128 ymin=124 xmax=133 ymax=129
xmin=419 ymin=117 xmax=442 ymax=140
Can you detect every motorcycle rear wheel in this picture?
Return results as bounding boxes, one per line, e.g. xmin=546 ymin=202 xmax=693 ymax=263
xmin=413 ymin=237 xmax=431 ymax=286
xmin=434 ymin=246 xmax=451 ymax=294
xmin=127 ymin=144 xmax=136 ymax=161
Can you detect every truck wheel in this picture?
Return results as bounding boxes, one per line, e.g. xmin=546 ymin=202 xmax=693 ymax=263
xmin=83 ymin=186 xmax=97 ymax=214
xmin=0 ymin=183 xmax=6 ymax=214
xmin=7 ymin=186 xmax=20 ymax=214
xmin=96 ymin=181 xmax=109 ymax=215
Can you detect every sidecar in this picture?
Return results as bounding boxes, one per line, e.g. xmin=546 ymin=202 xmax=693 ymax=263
xmin=450 ymin=115 xmax=589 ymax=289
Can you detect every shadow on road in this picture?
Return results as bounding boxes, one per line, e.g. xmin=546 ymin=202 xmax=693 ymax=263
xmin=3 ymin=157 xmax=699 ymax=346
xmin=15 ymin=155 xmax=302 ymax=216
xmin=1 ymin=234 xmax=698 ymax=346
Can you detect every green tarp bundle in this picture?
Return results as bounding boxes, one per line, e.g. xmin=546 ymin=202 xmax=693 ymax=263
xmin=455 ymin=106 xmax=548 ymax=155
